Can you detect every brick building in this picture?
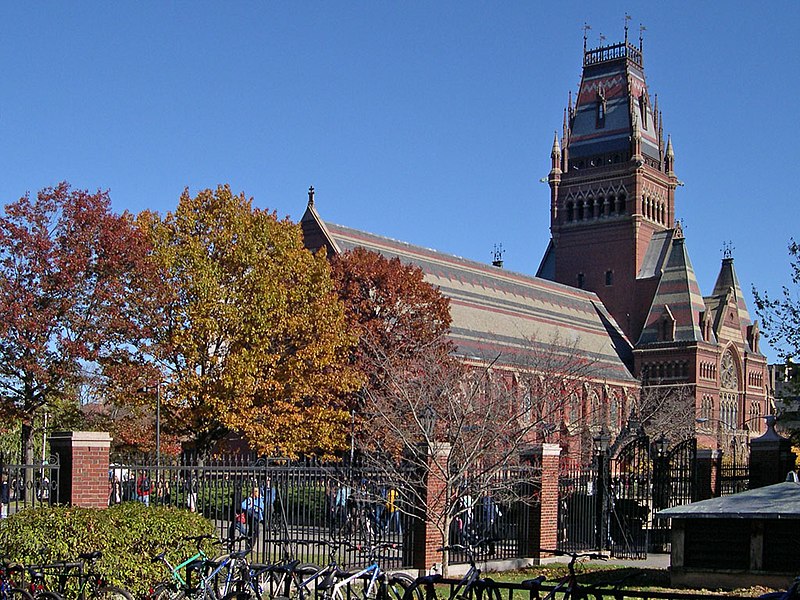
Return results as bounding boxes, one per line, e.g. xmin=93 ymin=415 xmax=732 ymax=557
xmin=303 ymin=31 xmax=770 ymax=458
xmin=535 ymin=30 xmax=770 ymax=450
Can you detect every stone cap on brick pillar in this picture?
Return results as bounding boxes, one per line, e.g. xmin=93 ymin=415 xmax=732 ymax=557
xmin=49 ymin=431 xmax=112 ymax=508
xmin=49 ymin=431 xmax=112 ymax=447
xmin=529 ymin=443 xmax=562 ymax=457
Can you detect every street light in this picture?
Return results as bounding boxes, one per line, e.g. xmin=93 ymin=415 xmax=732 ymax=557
xmin=156 ymin=382 xmax=161 ymax=468
xmin=420 ymin=405 xmax=438 ymax=441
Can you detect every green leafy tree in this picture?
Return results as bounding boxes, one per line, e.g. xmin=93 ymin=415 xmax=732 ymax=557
xmin=0 ymin=183 xmax=152 ymax=464
xmin=753 ymin=239 xmax=800 ymax=361
xmin=139 ymin=185 xmax=362 ymax=456
xmin=754 ymin=239 xmax=800 ymax=446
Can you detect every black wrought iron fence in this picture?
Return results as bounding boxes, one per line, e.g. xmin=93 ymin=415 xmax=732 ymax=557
xmin=447 ymin=464 xmax=541 ymax=563
xmin=557 ymin=457 xmax=598 ymax=553
xmin=112 ymin=452 xmax=417 ymax=567
xmin=0 ymin=451 xmax=60 ymax=514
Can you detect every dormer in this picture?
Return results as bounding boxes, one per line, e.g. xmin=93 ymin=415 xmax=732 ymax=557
xmin=658 ymin=305 xmax=676 ymax=342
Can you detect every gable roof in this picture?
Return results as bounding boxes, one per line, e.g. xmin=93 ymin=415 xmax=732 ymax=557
xmin=302 ymin=206 xmax=637 ymax=385
xmin=704 ymin=256 xmax=755 ymax=351
xmin=638 ymin=229 xmax=706 ymax=345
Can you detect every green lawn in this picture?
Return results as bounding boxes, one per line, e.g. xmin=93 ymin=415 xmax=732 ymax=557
xmin=488 ymin=565 xmax=780 ymax=597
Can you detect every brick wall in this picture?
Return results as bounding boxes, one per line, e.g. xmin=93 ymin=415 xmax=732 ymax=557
xmin=526 ymin=443 xmax=561 ymax=559
xmin=49 ymin=431 xmax=111 ymax=508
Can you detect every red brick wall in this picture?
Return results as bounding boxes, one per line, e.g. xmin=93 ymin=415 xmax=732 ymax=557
xmin=412 ymin=442 xmax=451 ymax=571
xmin=49 ymin=431 xmax=111 ymax=508
xmin=525 ymin=444 xmax=561 ymax=559
xmin=538 ymin=447 xmax=561 ymax=552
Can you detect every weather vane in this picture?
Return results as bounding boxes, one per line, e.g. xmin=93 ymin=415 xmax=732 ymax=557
xmin=491 ymin=243 xmax=505 ymax=267
xmin=722 ymin=241 xmax=735 ymax=259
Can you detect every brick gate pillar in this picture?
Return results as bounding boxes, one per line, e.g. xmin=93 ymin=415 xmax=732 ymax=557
xmin=411 ymin=441 xmax=451 ymax=573
xmin=526 ymin=443 xmax=561 ymax=561
xmin=49 ymin=431 xmax=111 ymax=508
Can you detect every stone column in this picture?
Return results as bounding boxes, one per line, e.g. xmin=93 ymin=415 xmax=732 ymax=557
xmin=49 ymin=431 xmax=112 ymax=508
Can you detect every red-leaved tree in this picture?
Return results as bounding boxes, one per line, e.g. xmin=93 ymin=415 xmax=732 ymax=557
xmin=0 ymin=183 xmax=154 ymax=463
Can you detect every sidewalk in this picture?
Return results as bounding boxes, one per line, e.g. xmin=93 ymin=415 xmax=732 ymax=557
xmin=443 ymin=553 xmax=671 ymax=577
xmin=537 ymin=552 xmax=670 ymax=570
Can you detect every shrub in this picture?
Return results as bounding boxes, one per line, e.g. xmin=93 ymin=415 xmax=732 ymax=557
xmin=0 ymin=502 xmax=216 ymax=597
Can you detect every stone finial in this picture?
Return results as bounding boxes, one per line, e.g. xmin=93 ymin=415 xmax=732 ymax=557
xmin=551 ymin=131 xmax=561 ymax=160
xmin=307 ymin=185 xmax=315 ymax=208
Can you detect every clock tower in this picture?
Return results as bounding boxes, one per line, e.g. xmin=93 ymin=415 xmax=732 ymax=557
xmin=537 ymin=30 xmax=678 ymax=344
xmin=537 ymin=31 xmax=769 ymax=445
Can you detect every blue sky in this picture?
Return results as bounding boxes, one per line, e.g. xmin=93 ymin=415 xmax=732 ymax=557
xmin=2 ymin=2 xmax=798 ymax=363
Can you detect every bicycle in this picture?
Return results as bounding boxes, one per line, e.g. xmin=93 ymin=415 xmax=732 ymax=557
xmin=319 ymin=541 xmax=412 ymax=600
xmin=529 ymin=550 xmax=607 ymax=600
xmin=27 ymin=551 xmax=133 ymax=600
xmin=0 ymin=560 xmax=34 ymax=600
xmin=401 ymin=542 xmax=499 ymax=600
xmin=150 ymin=534 xmax=221 ymax=600
xmin=242 ymin=541 xmax=319 ymax=600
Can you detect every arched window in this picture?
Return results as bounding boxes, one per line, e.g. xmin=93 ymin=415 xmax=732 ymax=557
xmin=720 ymin=350 xmax=739 ymax=430
xmin=566 ymin=201 xmax=574 ymax=222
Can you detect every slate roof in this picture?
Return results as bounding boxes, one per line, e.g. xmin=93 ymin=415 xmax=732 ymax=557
xmin=658 ymin=481 xmax=800 ymax=520
xmin=302 ymin=205 xmax=637 ymax=385
xmin=569 ymin=42 xmax=659 ymax=162
xmin=638 ymin=230 xmax=706 ymax=345
xmin=705 ymin=256 xmax=754 ymax=345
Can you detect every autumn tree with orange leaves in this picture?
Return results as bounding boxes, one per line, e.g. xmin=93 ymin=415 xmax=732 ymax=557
xmin=138 ymin=186 xmax=362 ymax=456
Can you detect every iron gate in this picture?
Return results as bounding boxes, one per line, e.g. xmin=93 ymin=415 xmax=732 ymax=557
xmin=649 ymin=437 xmax=697 ymax=553
xmin=558 ymin=434 xmax=699 ymax=558
xmin=609 ymin=435 xmax=651 ymax=559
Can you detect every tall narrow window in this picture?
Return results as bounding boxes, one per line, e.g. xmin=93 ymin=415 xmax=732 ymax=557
xmin=639 ymin=94 xmax=648 ymax=129
xmin=577 ymin=272 xmax=585 ymax=288
xmin=605 ymin=270 xmax=613 ymax=286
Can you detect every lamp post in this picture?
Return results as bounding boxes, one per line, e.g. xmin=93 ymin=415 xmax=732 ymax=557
xmin=420 ymin=405 xmax=438 ymax=443
xmin=651 ymin=433 xmax=670 ymax=513
xmin=156 ymin=382 xmax=161 ymax=468
xmin=593 ymin=425 xmax=611 ymax=550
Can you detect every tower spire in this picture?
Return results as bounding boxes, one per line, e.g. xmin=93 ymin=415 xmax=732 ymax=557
xmin=665 ymin=135 xmax=675 ymax=175
xmin=551 ymin=131 xmax=561 ymax=161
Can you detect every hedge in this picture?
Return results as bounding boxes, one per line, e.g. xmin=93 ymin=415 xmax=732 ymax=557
xmin=0 ymin=502 xmax=217 ymax=597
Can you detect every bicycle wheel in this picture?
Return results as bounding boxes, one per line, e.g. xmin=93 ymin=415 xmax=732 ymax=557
xmin=33 ymin=592 xmax=64 ymax=600
xmin=95 ymin=586 xmax=135 ymax=600
xmin=3 ymin=588 xmax=35 ymax=600
xmin=459 ymin=580 xmax=500 ymax=600
xmin=211 ymin=556 xmax=246 ymax=599
xmin=150 ymin=582 xmax=183 ymax=600
xmin=269 ymin=564 xmax=321 ymax=600
xmin=400 ymin=581 xmax=437 ymax=600
xmin=383 ymin=573 xmax=416 ymax=600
